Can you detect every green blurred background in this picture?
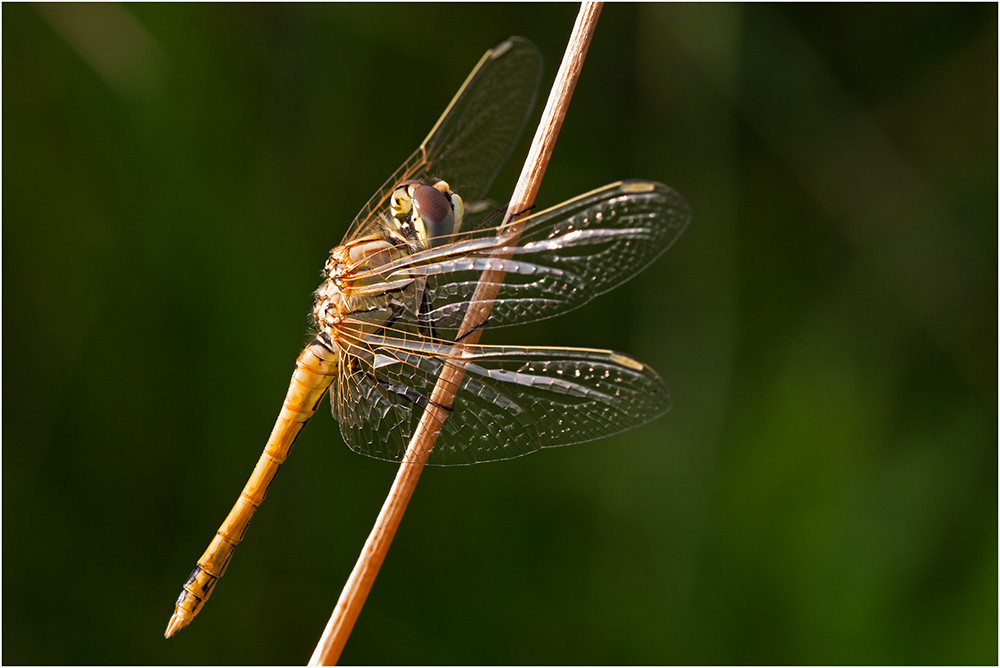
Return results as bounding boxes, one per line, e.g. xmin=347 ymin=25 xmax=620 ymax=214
xmin=3 ymin=3 xmax=996 ymax=664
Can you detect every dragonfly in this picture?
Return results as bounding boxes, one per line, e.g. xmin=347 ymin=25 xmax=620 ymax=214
xmin=165 ymin=36 xmax=691 ymax=638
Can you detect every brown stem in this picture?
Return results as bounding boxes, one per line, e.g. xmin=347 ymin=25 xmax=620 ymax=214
xmin=307 ymin=3 xmax=603 ymax=664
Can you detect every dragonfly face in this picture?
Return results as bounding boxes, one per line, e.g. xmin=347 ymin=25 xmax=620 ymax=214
xmin=166 ymin=36 xmax=691 ymax=639
xmin=389 ymin=179 xmax=465 ymax=250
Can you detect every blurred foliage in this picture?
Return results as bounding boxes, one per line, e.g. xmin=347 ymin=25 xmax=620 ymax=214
xmin=2 ymin=3 xmax=996 ymax=665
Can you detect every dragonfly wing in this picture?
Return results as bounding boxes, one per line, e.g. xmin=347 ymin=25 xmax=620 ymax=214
xmin=341 ymin=38 xmax=542 ymax=244
xmin=331 ymin=334 xmax=670 ymax=466
xmin=345 ymin=180 xmax=690 ymax=333
xmin=419 ymin=37 xmax=542 ymax=202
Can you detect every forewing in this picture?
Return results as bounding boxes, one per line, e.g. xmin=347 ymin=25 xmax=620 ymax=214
xmin=341 ymin=38 xmax=542 ymax=244
xmin=331 ymin=333 xmax=671 ymax=466
xmin=420 ymin=37 xmax=542 ymax=201
xmin=340 ymin=180 xmax=691 ymax=334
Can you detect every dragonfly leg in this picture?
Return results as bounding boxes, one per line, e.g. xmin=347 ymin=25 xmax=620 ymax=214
xmin=416 ymin=278 xmax=440 ymax=341
xmin=357 ymin=362 xmax=453 ymax=413
xmin=454 ymin=313 xmax=491 ymax=342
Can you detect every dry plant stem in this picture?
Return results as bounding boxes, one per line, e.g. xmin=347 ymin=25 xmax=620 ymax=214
xmin=308 ymin=3 xmax=603 ymax=665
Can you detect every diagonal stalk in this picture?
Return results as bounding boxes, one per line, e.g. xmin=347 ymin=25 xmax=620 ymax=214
xmin=308 ymin=3 xmax=603 ymax=664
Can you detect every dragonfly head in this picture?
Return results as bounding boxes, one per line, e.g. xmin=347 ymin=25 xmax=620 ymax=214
xmin=390 ymin=179 xmax=465 ymax=249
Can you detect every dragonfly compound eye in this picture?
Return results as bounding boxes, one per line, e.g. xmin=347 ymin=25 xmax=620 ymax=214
xmin=413 ymin=184 xmax=463 ymax=247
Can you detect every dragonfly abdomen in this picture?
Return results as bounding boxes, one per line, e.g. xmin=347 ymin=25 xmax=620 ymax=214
xmin=165 ymin=339 xmax=338 ymax=637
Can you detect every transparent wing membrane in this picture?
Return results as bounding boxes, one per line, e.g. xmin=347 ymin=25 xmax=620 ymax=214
xmin=343 ymin=38 xmax=542 ymax=243
xmin=338 ymin=180 xmax=691 ymax=334
xmin=333 ymin=331 xmax=671 ymax=465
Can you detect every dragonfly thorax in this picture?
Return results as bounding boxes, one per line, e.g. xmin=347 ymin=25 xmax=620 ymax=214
xmin=312 ymin=237 xmax=415 ymax=336
xmin=311 ymin=178 xmax=466 ymax=337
